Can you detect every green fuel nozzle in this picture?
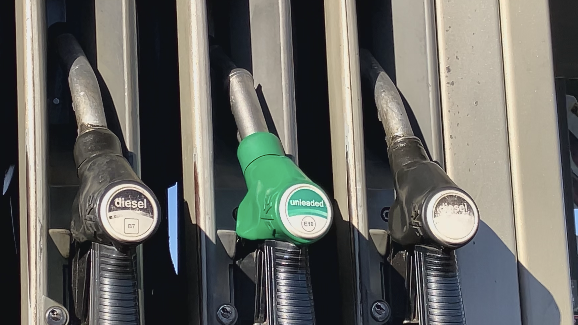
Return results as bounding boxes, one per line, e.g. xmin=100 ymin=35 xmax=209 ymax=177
xmin=236 ymin=131 xmax=332 ymax=244
xmin=210 ymin=44 xmax=332 ymax=245
xmin=211 ymin=45 xmax=325 ymax=324
xmin=223 ymin=68 xmax=332 ymax=245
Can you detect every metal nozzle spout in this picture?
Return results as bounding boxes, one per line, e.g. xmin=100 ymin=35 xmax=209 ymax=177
xmin=359 ymin=49 xmax=414 ymax=147
xmin=228 ymin=68 xmax=269 ymax=139
xmin=56 ymin=33 xmax=107 ymax=133
xmin=209 ymin=46 xmax=269 ymax=140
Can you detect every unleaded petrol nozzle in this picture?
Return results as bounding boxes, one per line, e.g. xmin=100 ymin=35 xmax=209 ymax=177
xmin=360 ymin=49 xmax=479 ymax=249
xmin=210 ymin=45 xmax=333 ymax=245
xmin=210 ymin=45 xmax=329 ymax=325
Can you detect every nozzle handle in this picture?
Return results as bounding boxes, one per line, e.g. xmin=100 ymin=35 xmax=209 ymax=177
xmin=359 ymin=50 xmax=479 ymax=249
xmin=414 ymin=245 xmax=465 ymax=324
xmin=255 ymin=240 xmax=316 ymax=325
xmin=89 ymin=243 xmax=140 ymax=325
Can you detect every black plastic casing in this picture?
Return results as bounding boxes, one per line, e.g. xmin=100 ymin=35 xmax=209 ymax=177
xmin=388 ymin=136 xmax=477 ymax=248
xmin=70 ymin=128 xmax=159 ymax=246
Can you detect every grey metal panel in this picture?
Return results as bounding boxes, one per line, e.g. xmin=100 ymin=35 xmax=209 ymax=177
xmin=180 ymin=1 xmax=301 ymax=323
xmin=324 ymin=1 xmax=372 ymax=324
xmin=498 ymin=0 xmax=574 ymax=323
xmin=16 ymin=0 xmax=50 ymax=324
xmin=230 ymin=0 xmax=298 ymax=157
xmin=95 ymin=0 xmax=141 ymax=171
xmin=175 ymin=0 xmax=215 ymax=324
xmin=18 ymin=1 xmax=144 ymax=323
xmin=219 ymin=1 xmax=301 ymax=322
xmin=435 ymin=0 xmax=523 ymax=324
xmin=390 ymin=0 xmax=443 ymax=163
xmin=93 ymin=0 xmax=145 ymax=321
xmin=327 ymin=1 xmax=444 ymax=323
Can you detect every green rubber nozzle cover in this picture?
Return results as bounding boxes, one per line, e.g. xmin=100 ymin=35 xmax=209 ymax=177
xmin=236 ymin=132 xmax=333 ymax=245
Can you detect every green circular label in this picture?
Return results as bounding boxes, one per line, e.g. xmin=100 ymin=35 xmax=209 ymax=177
xmin=280 ymin=185 xmax=332 ymax=239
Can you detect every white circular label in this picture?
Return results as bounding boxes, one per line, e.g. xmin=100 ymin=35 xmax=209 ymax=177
xmin=301 ymin=217 xmax=316 ymax=232
xmin=424 ymin=190 xmax=479 ymax=247
xmin=98 ymin=183 xmax=160 ymax=243
xmin=279 ymin=184 xmax=333 ymax=240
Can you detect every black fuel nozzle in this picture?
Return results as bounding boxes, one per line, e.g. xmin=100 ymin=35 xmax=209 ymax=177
xmin=71 ymin=128 xmax=160 ymax=248
xmin=359 ymin=49 xmax=479 ymax=249
xmin=361 ymin=49 xmax=474 ymax=325
xmin=54 ymin=28 xmax=158 ymax=325
xmin=387 ymin=136 xmax=479 ymax=249
xmin=52 ymin=30 xmax=160 ymax=249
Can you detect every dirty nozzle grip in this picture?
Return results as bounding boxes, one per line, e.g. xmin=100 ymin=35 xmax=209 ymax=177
xmin=71 ymin=128 xmax=160 ymax=246
xmin=388 ymin=137 xmax=479 ymax=249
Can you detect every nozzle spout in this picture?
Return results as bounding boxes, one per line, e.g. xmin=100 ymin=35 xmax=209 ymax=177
xmin=228 ymin=69 xmax=269 ymax=139
xmin=56 ymin=33 xmax=107 ymax=133
xmin=209 ymin=46 xmax=268 ymax=140
xmin=359 ymin=49 xmax=414 ymax=147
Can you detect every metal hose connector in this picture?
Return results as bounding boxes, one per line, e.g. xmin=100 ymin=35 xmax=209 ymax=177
xmin=415 ymin=245 xmax=465 ymax=325
xmin=359 ymin=49 xmax=414 ymax=148
xmin=56 ymin=33 xmax=107 ymax=133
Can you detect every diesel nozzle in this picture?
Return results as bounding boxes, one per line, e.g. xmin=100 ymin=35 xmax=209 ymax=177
xmin=56 ymin=32 xmax=160 ymax=247
xmin=360 ymin=49 xmax=479 ymax=249
xmin=361 ymin=49 xmax=478 ymax=325
xmin=54 ymin=29 xmax=159 ymax=325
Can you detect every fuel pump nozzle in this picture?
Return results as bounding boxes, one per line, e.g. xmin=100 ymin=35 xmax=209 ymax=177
xmin=211 ymin=46 xmax=332 ymax=325
xmin=55 ymin=32 xmax=160 ymax=325
xmin=360 ymin=49 xmax=479 ymax=324
xmin=360 ymin=49 xmax=478 ymax=249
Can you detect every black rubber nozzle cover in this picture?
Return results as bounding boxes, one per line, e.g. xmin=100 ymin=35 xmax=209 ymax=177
xmin=70 ymin=128 xmax=157 ymax=246
xmin=388 ymin=136 xmax=476 ymax=248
